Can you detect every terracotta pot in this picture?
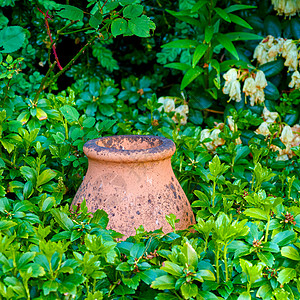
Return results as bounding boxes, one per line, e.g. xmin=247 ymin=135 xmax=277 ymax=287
xmin=72 ymin=135 xmax=195 ymax=238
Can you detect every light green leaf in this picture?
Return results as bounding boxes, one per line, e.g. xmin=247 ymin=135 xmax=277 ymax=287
xmin=181 ymin=283 xmax=198 ymax=299
xmin=272 ymin=230 xmax=296 ymax=247
xmin=224 ymin=4 xmax=256 ymax=13
xmin=0 ymin=26 xmax=25 ymax=53
xmin=277 ymin=268 xmax=297 ymax=285
xmin=151 ymin=275 xmax=176 ymax=290
xmin=161 ymin=261 xmax=184 ymax=277
xmin=237 ymin=292 xmax=251 ymax=300
xmin=205 ymin=26 xmax=214 ymax=43
xmin=281 ymin=246 xmax=300 ymax=261
xmin=243 ymin=208 xmax=268 ymax=221
xmin=36 ymin=169 xmax=56 ymax=187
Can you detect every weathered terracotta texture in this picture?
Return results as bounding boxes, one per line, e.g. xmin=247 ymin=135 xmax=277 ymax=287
xmin=72 ymin=135 xmax=195 ymax=238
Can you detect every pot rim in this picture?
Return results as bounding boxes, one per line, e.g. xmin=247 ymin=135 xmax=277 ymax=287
xmin=83 ymin=135 xmax=176 ymax=163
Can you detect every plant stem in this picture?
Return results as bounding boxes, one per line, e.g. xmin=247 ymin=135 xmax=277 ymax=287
xmin=223 ymin=243 xmax=229 ymax=281
xmin=43 ymin=34 xmax=98 ymax=90
xmin=212 ymin=179 xmax=216 ymax=207
xmin=265 ymin=213 xmax=270 ymax=243
xmin=215 ymin=247 xmax=220 ymax=284
xmin=33 ymin=62 xmax=57 ymax=103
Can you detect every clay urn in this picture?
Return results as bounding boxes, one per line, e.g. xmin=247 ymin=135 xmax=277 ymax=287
xmin=72 ymin=135 xmax=195 ymax=238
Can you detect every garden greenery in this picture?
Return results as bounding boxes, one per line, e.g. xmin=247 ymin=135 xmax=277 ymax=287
xmin=1 ymin=0 xmax=300 ymax=299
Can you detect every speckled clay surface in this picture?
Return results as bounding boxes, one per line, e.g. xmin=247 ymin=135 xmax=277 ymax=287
xmin=72 ymin=135 xmax=196 ymax=238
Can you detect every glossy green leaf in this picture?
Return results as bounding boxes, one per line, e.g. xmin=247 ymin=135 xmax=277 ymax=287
xmin=164 ymin=63 xmax=191 ymax=71
xmin=192 ymin=44 xmax=208 ymax=68
xmin=161 ymin=261 xmax=184 ymax=276
xmin=128 ymin=15 xmax=154 ymax=37
xmin=224 ymin=4 xmax=256 ymax=13
xmin=272 ymin=230 xmax=296 ymax=246
xmin=51 ymin=209 xmax=74 ymax=231
xmin=258 ymin=59 xmax=284 ymax=77
xmin=264 ymin=15 xmax=281 ymax=37
xmin=151 ymin=275 xmax=176 ymax=290
xmin=243 ymin=208 xmax=268 ymax=220
xmin=111 ymin=19 xmax=128 ymax=37
xmin=264 ymin=81 xmax=280 ymax=101
xmin=229 ymin=14 xmax=252 ymax=29
xmin=181 ymin=283 xmax=198 ymax=299
xmin=237 ymin=292 xmax=251 ymax=300
xmin=60 ymin=105 xmax=79 ymax=123
xmin=191 ymin=0 xmax=208 ymax=13
xmin=123 ymin=4 xmax=143 ymax=18
xmin=277 ymin=268 xmax=297 ymax=285
xmin=36 ymin=169 xmax=56 ymax=187
xmin=291 ymin=18 xmax=300 ymax=39
xmin=257 ymin=251 xmax=274 ymax=267
xmin=181 ymin=67 xmax=203 ymax=90
xmin=205 ymin=26 xmax=214 ymax=43
xmin=215 ymin=33 xmax=239 ymax=59
xmin=225 ymin=32 xmax=263 ymax=41
xmin=0 ymin=26 xmax=25 ymax=53
xmin=214 ymin=7 xmax=231 ymax=22
xmin=162 ymin=39 xmax=198 ymax=49
xmin=56 ymin=5 xmax=84 ymax=21
xmin=281 ymin=246 xmax=300 ymax=261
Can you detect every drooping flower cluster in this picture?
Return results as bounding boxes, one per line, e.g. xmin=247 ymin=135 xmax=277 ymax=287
xmin=255 ymin=107 xmax=300 ymax=160
xmin=272 ymin=124 xmax=300 ymax=161
xmin=222 ymin=68 xmax=268 ymax=106
xmin=157 ymin=97 xmax=189 ymax=125
xmin=200 ymin=127 xmax=225 ymax=151
xmin=253 ymin=36 xmax=300 ymax=88
xmin=271 ymin=0 xmax=300 ymax=18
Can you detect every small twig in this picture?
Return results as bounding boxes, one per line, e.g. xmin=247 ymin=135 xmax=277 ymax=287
xmin=204 ymin=108 xmax=224 ymax=114
xmin=37 ymin=7 xmax=63 ymax=70
xmin=33 ymin=62 xmax=57 ymax=103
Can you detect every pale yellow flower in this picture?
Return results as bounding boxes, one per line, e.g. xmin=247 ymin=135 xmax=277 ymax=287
xmin=210 ymin=128 xmax=224 ymax=147
xmin=263 ymin=107 xmax=279 ymax=124
xmin=243 ymin=77 xmax=257 ymax=96
xmin=256 ymin=122 xmax=271 ymax=136
xmin=281 ymin=125 xmax=294 ymax=145
xmin=255 ymin=70 xmax=268 ymax=89
xmin=229 ymin=80 xmax=242 ymax=102
xmin=289 ymin=70 xmax=300 ymax=89
xmin=223 ymin=68 xmax=238 ymax=82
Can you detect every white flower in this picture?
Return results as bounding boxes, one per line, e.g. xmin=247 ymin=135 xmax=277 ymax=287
xmin=223 ymin=68 xmax=238 ymax=82
xmin=173 ymin=104 xmax=189 ymax=125
xmin=175 ymin=104 xmax=189 ymax=115
xmin=263 ymin=107 xmax=279 ymax=124
xmin=243 ymin=77 xmax=257 ymax=96
xmin=229 ymin=80 xmax=242 ymax=102
xmin=157 ymin=97 xmax=175 ymax=112
xmin=250 ymin=89 xmax=265 ymax=106
xmin=200 ymin=129 xmax=214 ymax=151
xmin=210 ymin=128 xmax=224 ymax=147
xmin=272 ymin=0 xmax=300 ymax=17
xmin=282 ymin=40 xmax=299 ymax=71
xmin=281 ymin=125 xmax=294 ymax=145
xmin=289 ymin=71 xmax=300 ymax=89
xmin=255 ymin=70 xmax=268 ymax=90
xmin=227 ymin=116 xmax=235 ymax=131
xmin=256 ymin=122 xmax=271 ymax=136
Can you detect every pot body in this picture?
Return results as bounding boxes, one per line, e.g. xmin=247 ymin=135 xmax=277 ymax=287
xmin=72 ymin=135 xmax=195 ymax=238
